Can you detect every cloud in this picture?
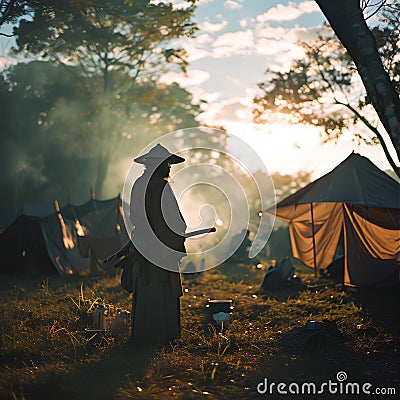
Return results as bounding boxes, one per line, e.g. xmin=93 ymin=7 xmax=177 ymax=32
xmin=298 ymin=1 xmax=320 ymax=13
xmin=256 ymin=24 xmax=287 ymax=40
xmin=0 ymin=56 xmax=17 ymax=68
xmin=224 ymin=0 xmax=243 ymax=10
xmin=200 ymin=20 xmax=228 ymax=33
xmin=150 ymin=0 xmax=193 ymax=9
xmin=253 ymin=24 xmax=324 ymax=70
xmin=239 ymin=18 xmax=252 ymax=28
xmin=213 ymin=29 xmax=253 ymax=47
xmin=183 ymin=43 xmax=211 ymax=62
xmin=160 ymin=69 xmax=210 ymax=87
xmin=198 ymin=96 xmax=253 ymax=125
xmin=197 ymin=11 xmax=323 ymax=64
xmin=198 ymin=0 xmax=216 ymax=5
xmin=189 ymin=86 xmax=222 ymax=104
xmin=255 ymin=24 xmax=303 ymax=61
xmin=211 ymin=29 xmax=254 ymax=57
xmin=257 ymin=1 xmax=319 ymax=23
xmin=204 ymin=22 xmax=307 ymax=68
xmin=175 ymin=33 xmax=213 ymax=63
xmin=226 ymin=76 xmax=242 ymax=86
xmin=293 ymin=25 xmax=323 ymax=41
xmin=196 ymin=33 xmax=213 ymax=44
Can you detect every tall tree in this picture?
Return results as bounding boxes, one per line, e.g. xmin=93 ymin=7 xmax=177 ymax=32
xmin=0 ymin=59 xmax=203 ymax=207
xmin=314 ymin=0 xmax=400 ymax=164
xmin=253 ymin=22 xmax=400 ymax=176
xmin=12 ymin=0 xmax=199 ymax=196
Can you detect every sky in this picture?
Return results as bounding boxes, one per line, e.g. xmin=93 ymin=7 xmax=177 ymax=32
xmin=159 ymin=0 xmax=398 ymax=178
xmin=0 ymin=0 xmax=397 ymax=180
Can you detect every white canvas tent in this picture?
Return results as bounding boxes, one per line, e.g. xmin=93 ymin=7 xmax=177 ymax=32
xmin=263 ymin=153 xmax=400 ymax=287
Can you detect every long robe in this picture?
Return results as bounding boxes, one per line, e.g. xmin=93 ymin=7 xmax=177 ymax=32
xmin=129 ymin=170 xmax=186 ymax=344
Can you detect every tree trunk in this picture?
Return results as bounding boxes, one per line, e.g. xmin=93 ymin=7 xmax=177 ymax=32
xmin=94 ymin=152 xmax=111 ymax=199
xmin=315 ymin=0 xmax=400 ymax=166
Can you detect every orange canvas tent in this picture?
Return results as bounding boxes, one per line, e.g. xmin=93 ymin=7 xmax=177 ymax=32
xmin=263 ymin=153 xmax=400 ymax=287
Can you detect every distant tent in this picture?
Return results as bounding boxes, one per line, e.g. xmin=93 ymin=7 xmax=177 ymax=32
xmin=266 ymin=225 xmax=292 ymax=259
xmin=0 ymin=196 xmax=127 ymax=276
xmin=0 ymin=215 xmax=56 ymax=276
xmin=263 ymin=153 xmax=400 ymax=287
xmin=0 ymin=204 xmax=54 ymax=230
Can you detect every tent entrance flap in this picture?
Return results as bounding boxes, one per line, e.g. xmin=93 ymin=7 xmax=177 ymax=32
xmin=287 ymin=202 xmax=343 ymax=272
xmin=343 ymin=204 xmax=399 ymax=287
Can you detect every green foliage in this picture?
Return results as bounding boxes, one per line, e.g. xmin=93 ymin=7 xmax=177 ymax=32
xmin=372 ymin=3 xmax=400 ymax=93
xmin=13 ymin=0 xmax=197 ymax=80
xmin=8 ymin=0 xmax=201 ymax=197
xmin=0 ymin=59 xmax=203 ymax=206
xmin=0 ymin=1 xmax=39 ymax=31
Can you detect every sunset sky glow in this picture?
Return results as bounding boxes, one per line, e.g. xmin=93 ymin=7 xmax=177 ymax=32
xmin=160 ymin=0 xmax=398 ymax=178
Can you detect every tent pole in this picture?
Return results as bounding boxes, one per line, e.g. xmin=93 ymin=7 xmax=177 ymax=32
xmin=310 ymin=202 xmax=317 ymax=279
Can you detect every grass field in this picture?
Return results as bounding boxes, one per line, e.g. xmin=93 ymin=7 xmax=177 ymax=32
xmin=1 ymin=260 xmax=399 ymax=399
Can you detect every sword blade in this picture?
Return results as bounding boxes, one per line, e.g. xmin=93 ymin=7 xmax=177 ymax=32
xmin=183 ymin=227 xmax=216 ymax=238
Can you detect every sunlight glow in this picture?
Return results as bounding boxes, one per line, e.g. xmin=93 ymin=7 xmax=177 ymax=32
xmin=215 ymin=218 xmax=224 ymax=227
xmin=221 ymin=120 xmax=393 ymax=178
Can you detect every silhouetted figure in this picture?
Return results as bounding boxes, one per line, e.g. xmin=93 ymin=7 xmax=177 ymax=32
xmin=129 ymin=144 xmax=186 ymax=345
